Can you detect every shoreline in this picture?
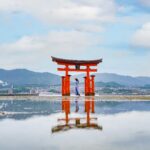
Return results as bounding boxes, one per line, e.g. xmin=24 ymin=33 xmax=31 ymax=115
xmin=0 ymin=95 xmax=150 ymax=101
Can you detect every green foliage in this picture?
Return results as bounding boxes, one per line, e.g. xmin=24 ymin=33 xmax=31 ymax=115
xmin=95 ymin=82 xmax=124 ymax=88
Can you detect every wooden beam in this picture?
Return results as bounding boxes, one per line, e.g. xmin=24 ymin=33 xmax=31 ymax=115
xmin=57 ymin=62 xmax=97 ymax=66
xmin=58 ymin=68 xmax=97 ymax=72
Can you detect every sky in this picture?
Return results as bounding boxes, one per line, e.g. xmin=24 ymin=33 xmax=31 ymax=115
xmin=0 ymin=0 xmax=150 ymax=76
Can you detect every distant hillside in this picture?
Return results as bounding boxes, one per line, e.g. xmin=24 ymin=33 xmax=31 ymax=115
xmin=0 ymin=69 xmax=61 ymax=86
xmin=72 ymin=73 xmax=150 ymax=87
xmin=95 ymin=82 xmax=124 ymax=88
xmin=0 ymin=69 xmax=150 ymax=87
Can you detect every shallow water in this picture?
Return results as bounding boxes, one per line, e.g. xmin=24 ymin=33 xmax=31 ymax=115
xmin=0 ymin=98 xmax=150 ymax=150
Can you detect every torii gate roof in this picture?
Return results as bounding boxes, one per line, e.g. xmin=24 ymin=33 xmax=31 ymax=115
xmin=51 ymin=56 xmax=102 ymax=65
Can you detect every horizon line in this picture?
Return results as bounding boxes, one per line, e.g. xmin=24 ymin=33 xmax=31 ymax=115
xmin=0 ymin=68 xmax=150 ymax=78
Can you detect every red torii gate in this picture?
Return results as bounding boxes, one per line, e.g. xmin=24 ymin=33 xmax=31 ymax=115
xmin=51 ymin=56 xmax=102 ymax=96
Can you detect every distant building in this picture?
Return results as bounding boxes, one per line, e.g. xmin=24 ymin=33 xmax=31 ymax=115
xmin=30 ymin=88 xmax=39 ymax=94
xmin=8 ymin=85 xmax=13 ymax=94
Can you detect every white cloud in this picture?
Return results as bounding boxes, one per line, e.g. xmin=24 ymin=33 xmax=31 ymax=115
xmin=75 ymin=24 xmax=104 ymax=32
xmin=0 ymin=31 xmax=101 ymax=71
xmin=0 ymin=0 xmax=116 ymax=25
xmin=131 ymin=22 xmax=150 ymax=48
xmin=0 ymin=80 xmax=3 ymax=84
xmin=1 ymin=31 xmax=101 ymax=53
xmin=139 ymin=0 xmax=150 ymax=7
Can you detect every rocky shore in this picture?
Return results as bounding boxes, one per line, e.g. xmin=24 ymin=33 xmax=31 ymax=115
xmin=0 ymin=112 xmax=5 ymax=116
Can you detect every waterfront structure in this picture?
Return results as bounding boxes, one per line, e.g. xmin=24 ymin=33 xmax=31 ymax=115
xmin=52 ymin=56 xmax=102 ymax=96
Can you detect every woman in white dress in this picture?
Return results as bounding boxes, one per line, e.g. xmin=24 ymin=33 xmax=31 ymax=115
xmin=75 ymin=78 xmax=80 ymax=96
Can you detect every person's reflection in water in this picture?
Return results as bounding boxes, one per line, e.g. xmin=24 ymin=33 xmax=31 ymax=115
xmin=75 ymin=97 xmax=79 ymax=112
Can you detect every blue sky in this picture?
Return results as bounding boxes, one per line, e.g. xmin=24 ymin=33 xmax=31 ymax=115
xmin=0 ymin=0 xmax=149 ymax=76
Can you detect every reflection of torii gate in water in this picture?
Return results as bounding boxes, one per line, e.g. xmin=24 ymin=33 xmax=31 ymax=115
xmin=51 ymin=56 xmax=102 ymax=96
xmin=52 ymin=97 xmax=103 ymax=133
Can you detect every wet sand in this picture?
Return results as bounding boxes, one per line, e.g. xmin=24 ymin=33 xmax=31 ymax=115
xmin=0 ymin=95 xmax=150 ymax=101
